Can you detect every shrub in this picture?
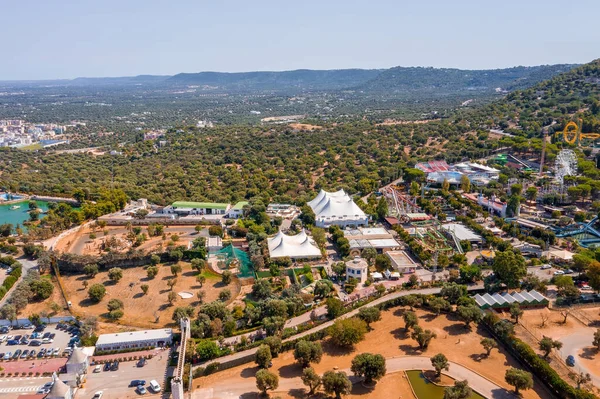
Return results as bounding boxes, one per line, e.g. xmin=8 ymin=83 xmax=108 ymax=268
xmin=88 ymin=284 xmax=106 ymax=302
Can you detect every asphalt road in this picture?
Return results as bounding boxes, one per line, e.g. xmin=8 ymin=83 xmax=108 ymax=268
xmin=558 ymin=329 xmax=600 ymax=386
xmin=0 ymin=375 xmax=53 ymax=396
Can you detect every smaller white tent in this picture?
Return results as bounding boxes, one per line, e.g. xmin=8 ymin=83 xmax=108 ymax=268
xmin=267 ymin=230 xmax=322 ymax=259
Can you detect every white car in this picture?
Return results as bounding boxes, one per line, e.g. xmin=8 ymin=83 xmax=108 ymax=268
xmin=42 ymin=338 xmax=54 ymax=344
xmin=93 ymin=391 xmax=103 ymax=399
xmin=540 ymin=264 xmax=552 ymax=270
xmin=93 ymin=365 xmax=102 ymax=373
xmin=53 ymin=347 xmax=60 ymax=356
xmin=0 ymin=335 xmax=7 ymax=342
xmin=553 ymin=270 xmax=565 ymax=275
xmin=3 ymin=352 xmax=11 ymax=360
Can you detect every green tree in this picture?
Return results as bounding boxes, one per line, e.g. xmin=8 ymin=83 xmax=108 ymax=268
xmin=88 ymin=284 xmax=106 ymax=302
xmin=457 ymin=304 xmax=482 ymax=328
xmin=255 ymin=369 xmax=279 ymax=395
xmin=351 ymin=353 xmax=386 ymax=384
xmin=196 ymin=339 xmax=220 ymax=360
xmin=539 ymin=336 xmax=562 ymax=358
xmin=314 ymin=279 xmax=333 ymax=298
xmin=322 ymin=371 xmax=352 ymax=399
xmin=427 ymin=297 xmax=450 ymax=316
xmin=361 ymin=247 xmax=378 ymax=266
xmin=146 ymin=266 xmax=159 ymax=279
xmin=509 ymin=303 xmax=524 ymax=324
xmin=141 ymin=284 xmax=149 ymax=295
xmin=167 ymin=291 xmax=177 ymax=305
xmin=219 ymin=289 xmax=231 ymax=301
xmin=329 ymin=318 xmax=368 ymax=348
xmin=301 ymin=367 xmax=322 ymax=395
xmin=107 ymin=298 xmax=124 ymax=311
xmin=150 ymin=254 xmax=161 ymax=266
xmin=263 ymin=336 xmax=282 ymax=357
xmin=357 ymin=307 xmax=381 ymax=329
xmin=294 ymin=340 xmax=323 ymax=367
xmin=197 ymin=275 xmax=206 ymax=287
xmin=444 ymin=380 xmax=473 ymax=399
xmin=191 ymin=258 xmax=206 ymax=272
xmin=491 ymin=250 xmax=526 ymax=288
xmin=440 ymin=282 xmax=467 ymax=304
xmin=375 ymin=254 xmax=391 ymax=271
xmin=221 ymin=270 xmax=232 ymax=285
xmin=255 ymin=344 xmax=272 ymax=368
xmin=460 ymin=175 xmax=471 ymax=193
xmin=525 ymin=186 xmax=538 ymax=202
xmin=83 ymin=264 xmax=99 ymax=277
xmin=505 ymin=368 xmax=533 ymax=395
xmin=376 ymin=197 xmax=388 ymax=220
xmin=403 ymin=310 xmax=419 ymax=331
xmin=251 ymin=279 xmax=272 ymax=300
xmin=171 ymin=264 xmax=182 ymax=276
xmin=326 ymin=297 xmax=344 ymax=319
xmin=411 ymin=326 xmax=437 ymax=350
xmin=29 ymin=279 xmax=54 ymax=300
xmin=480 ymin=338 xmax=497 ymax=356
xmin=568 ymin=371 xmax=592 ymax=390
xmin=593 ymin=329 xmax=600 ymax=351
xmin=430 ymin=353 xmax=449 ymax=377
xmin=108 ymin=267 xmax=123 ymax=283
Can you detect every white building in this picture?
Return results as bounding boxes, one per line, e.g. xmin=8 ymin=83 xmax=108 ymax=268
xmin=386 ymin=250 xmax=419 ymax=274
xmin=345 ymin=257 xmax=368 ymax=284
xmin=95 ymin=328 xmax=173 ymax=353
xmin=267 ymin=230 xmax=322 ymax=260
xmin=226 ymin=201 xmax=248 ymax=219
xmin=344 ymin=227 xmax=401 ymax=256
xmin=307 ymin=189 xmax=368 ymax=228
xmin=65 ymin=347 xmax=89 ymax=376
xmin=46 ymin=375 xmax=73 ymax=399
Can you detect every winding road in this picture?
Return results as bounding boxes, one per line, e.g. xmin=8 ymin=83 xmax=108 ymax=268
xmin=192 ymin=356 xmax=514 ymax=399
xmin=559 ymin=329 xmax=600 ymax=386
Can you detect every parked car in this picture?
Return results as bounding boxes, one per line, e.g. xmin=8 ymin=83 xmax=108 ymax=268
xmin=136 ymin=385 xmax=147 ymax=395
xmin=94 ymin=365 xmax=102 ymax=373
xmin=30 ymin=340 xmax=42 ymax=346
xmin=564 ymin=269 xmax=574 ymax=274
xmin=553 ymin=270 xmax=565 ymax=275
xmin=14 ymin=335 xmax=22 ymax=341
xmin=12 ymin=350 xmax=22 ymax=359
xmin=21 ymin=339 xmax=29 ymax=345
xmin=20 ymin=350 xmax=30 ymax=359
xmin=130 ymin=380 xmax=146 ymax=387
xmin=540 ymin=264 xmax=552 ymax=270
xmin=92 ymin=392 xmax=103 ymax=399
xmin=149 ymin=380 xmax=161 ymax=393
xmin=3 ymin=352 xmax=11 ymax=360
xmin=42 ymin=338 xmax=54 ymax=344
xmin=111 ymin=361 xmax=119 ymax=371
xmin=103 ymin=362 xmax=111 ymax=372
xmin=42 ymin=332 xmax=51 ymax=339
xmin=566 ymin=355 xmax=575 ymax=366
xmin=6 ymin=339 xmax=19 ymax=345
xmin=0 ymin=326 xmax=9 ymax=334
xmin=137 ymin=358 xmax=147 ymax=367
xmin=0 ymin=335 xmax=6 ymax=343
xmin=49 ymin=333 xmax=56 ymax=339
xmin=29 ymin=350 xmax=36 ymax=358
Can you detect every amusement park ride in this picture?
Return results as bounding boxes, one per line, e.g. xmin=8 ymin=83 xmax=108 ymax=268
xmin=558 ymin=120 xmax=600 ymax=145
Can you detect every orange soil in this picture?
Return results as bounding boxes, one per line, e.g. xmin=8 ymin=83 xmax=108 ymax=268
xmin=60 ymin=262 xmax=240 ymax=329
xmin=196 ymin=308 xmax=551 ymax=399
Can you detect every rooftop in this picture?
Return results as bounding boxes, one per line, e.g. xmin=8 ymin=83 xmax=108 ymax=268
xmin=441 ymin=223 xmax=483 ymax=242
xmin=172 ymin=201 xmax=230 ymax=210
xmin=231 ymin=201 xmax=249 ymax=210
xmin=96 ymin=328 xmax=173 ymax=346
xmin=267 ymin=230 xmax=321 ymax=259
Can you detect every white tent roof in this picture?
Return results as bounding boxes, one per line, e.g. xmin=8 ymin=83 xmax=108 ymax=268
xmin=267 ymin=230 xmax=322 ymax=259
xmin=308 ymin=189 xmax=367 ymax=221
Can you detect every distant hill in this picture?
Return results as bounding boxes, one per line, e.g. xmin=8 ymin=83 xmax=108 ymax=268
xmin=358 ymin=64 xmax=578 ymax=95
xmin=68 ymin=75 xmax=170 ymax=86
xmin=167 ymin=69 xmax=382 ymax=91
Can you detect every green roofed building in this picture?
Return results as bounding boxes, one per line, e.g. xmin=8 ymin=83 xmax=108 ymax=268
xmin=227 ymin=201 xmax=249 ymax=219
xmin=170 ymin=201 xmax=231 ymax=215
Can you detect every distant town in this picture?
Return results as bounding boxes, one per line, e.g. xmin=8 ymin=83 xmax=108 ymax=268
xmin=0 ymin=119 xmax=79 ymax=148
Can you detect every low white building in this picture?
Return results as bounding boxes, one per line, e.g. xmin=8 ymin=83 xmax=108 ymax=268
xmin=95 ymin=328 xmax=173 ymax=353
xmin=386 ymin=250 xmax=418 ymax=274
xmin=345 ymin=257 xmax=368 ymax=284
xmin=227 ymin=201 xmax=248 ymax=219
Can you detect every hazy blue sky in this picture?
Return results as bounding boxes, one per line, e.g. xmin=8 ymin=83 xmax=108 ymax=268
xmin=2 ymin=0 xmax=599 ymax=80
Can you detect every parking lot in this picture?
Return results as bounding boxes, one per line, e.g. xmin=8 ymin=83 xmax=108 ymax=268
xmin=79 ymin=354 xmax=172 ymax=399
xmin=0 ymin=323 xmax=76 ymax=364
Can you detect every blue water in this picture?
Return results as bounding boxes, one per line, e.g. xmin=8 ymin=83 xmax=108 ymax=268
xmin=0 ymin=201 xmax=50 ymax=232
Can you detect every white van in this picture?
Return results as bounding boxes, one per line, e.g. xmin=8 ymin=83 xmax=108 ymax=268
xmin=149 ymin=380 xmax=161 ymax=393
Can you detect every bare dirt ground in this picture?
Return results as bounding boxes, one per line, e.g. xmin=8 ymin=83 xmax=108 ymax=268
xmin=289 ymin=123 xmax=322 ymax=131
xmin=514 ymin=307 xmax=599 ymax=395
xmin=376 ymin=119 xmax=438 ymax=126
xmin=195 ymin=308 xmax=551 ymax=399
xmin=18 ymin=275 xmax=70 ymax=317
xmin=60 ymin=262 xmax=240 ymax=329
xmin=54 ymin=225 xmax=198 ymax=256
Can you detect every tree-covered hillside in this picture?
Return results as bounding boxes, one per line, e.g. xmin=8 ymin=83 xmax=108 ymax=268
xmin=463 ymin=59 xmax=600 ymax=138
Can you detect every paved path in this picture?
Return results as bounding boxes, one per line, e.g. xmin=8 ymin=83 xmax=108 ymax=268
xmin=200 ymin=284 xmax=483 ymax=367
xmin=559 ymin=329 xmax=600 ymax=386
xmin=193 ymin=356 xmax=513 ymax=399
xmin=0 ymin=255 xmax=38 ymax=309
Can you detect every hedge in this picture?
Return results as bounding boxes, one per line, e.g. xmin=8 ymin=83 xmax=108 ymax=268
xmin=483 ymin=316 xmax=597 ymax=399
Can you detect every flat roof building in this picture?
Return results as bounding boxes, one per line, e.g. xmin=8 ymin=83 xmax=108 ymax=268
xmin=441 ymin=223 xmax=483 ymax=243
xmin=95 ymin=328 xmax=172 ymax=353
xmin=167 ymin=201 xmax=231 ymax=215
xmin=386 ymin=250 xmax=419 ymax=273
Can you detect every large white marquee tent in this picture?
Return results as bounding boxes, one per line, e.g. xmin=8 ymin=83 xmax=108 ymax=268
xmin=267 ymin=230 xmax=322 ymax=259
xmin=307 ymin=189 xmax=368 ymax=228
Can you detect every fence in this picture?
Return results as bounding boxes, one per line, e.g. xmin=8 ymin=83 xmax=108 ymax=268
xmin=0 ymin=316 xmax=75 ymax=327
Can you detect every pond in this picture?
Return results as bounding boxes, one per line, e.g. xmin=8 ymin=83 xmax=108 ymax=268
xmin=0 ymin=200 xmax=50 ymax=232
xmin=406 ymin=370 xmax=486 ymax=399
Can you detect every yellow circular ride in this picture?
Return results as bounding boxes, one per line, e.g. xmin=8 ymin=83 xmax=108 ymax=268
xmin=558 ymin=120 xmax=600 ymax=145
